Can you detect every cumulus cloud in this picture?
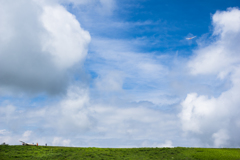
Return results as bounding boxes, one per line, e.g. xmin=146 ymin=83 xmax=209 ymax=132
xmin=180 ymin=8 xmax=240 ymax=147
xmin=0 ymin=0 xmax=90 ymax=94
xmin=188 ymin=8 xmax=240 ymax=77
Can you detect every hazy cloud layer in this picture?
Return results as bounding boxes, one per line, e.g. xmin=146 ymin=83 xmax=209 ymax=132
xmin=0 ymin=0 xmax=90 ymax=95
xmin=0 ymin=85 xmax=182 ymax=147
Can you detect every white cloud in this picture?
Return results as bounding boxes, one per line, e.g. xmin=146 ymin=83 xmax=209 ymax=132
xmin=188 ymin=8 xmax=240 ymax=77
xmin=23 ymin=130 xmax=32 ymax=138
xmin=0 ymin=0 xmax=90 ymax=94
xmin=179 ymin=93 xmax=217 ymax=133
xmin=213 ymin=8 xmax=240 ymax=37
xmin=212 ymin=129 xmax=229 ymax=148
xmin=41 ymin=4 xmax=90 ymax=69
xmin=180 ymin=8 xmax=240 ymax=147
xmin=22 ymin=130 xmax=33 ymax=142
xmin=0 ymin=129 xmax=10 ymax=136
xmin=52 ymin=137 xmax=71 ymax=146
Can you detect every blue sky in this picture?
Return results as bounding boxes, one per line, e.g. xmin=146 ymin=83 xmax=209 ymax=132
xmin=0 ymin=0 xmax=240 ymax=148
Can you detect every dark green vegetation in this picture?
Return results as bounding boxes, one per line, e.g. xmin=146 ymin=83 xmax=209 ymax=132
xmin=1 ymin=145 xmax=240 ymax=160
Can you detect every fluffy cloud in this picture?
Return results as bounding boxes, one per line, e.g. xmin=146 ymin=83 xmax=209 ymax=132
xmin=188 ymin=8 xmax=240 ymax=77
xmin=180 ymin=8 xmax=240 ymax=147
xmin=0 ymin=0 xmax=90 ymax=94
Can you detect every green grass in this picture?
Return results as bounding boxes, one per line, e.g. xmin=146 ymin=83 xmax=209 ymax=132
xmin=0 ymin=145 xmax=240 ymax=160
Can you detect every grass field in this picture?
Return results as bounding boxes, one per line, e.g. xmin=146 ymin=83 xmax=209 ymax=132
xmin=1 ymin=145 xmax=240 ymax=160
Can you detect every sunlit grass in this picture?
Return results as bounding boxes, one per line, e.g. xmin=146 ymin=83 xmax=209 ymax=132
xmin=0 ymin=145 xmax=240 ymax=159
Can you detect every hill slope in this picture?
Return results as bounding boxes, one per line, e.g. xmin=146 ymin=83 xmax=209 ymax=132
xmin=1 ymin=145 xmax=240 ymax=159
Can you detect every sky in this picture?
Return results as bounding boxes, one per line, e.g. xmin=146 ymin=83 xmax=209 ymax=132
xmin=0 ymin=0 xmax=240 ymax=148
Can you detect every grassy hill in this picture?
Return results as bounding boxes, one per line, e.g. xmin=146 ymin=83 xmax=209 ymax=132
xmin=1 ymin=145 xmax=240 ymax=159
